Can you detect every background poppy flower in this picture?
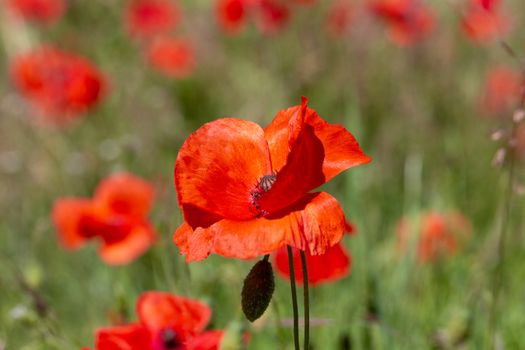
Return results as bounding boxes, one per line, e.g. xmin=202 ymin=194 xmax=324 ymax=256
xmin=146 ymin=36 xmax=196 ymax=78
xmin=95 ymin=291 xmax=218 ymax=350
xmin=7 ymin=0 xmax=65 ymax=24
xmin=326 ymin=0 xmax=353 ymax=37
xmin=10 ymin=46 xmax=106 ymax=123
xmin=480 ymin=67 xmax=522 ymax=115
xmin=216 ymin=0 xmax=248 ymax=34
xmin=174 ymin=98 xmax=371 ymax=261
xmin=125 ymin=0 xmax=180 ymax=39
xmin=274 ymin=243 xmax=351 ymax=285
xmin=461 ymin=0 xmax=509 ymax=43
xmin=216 ymin=0 xmax=292 ymax=35
xmin=52 ymin=173 xmax=156 ymax=265
xmin=369 ymin=0 xmax=435 ymax=46
xmin=255 ymin=0 xmax=290 ymax=34
xmin=396 ymin=212 xmax=472 ymax=263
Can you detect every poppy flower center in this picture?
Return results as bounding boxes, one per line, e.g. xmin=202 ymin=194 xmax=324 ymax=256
xmin=250 ymin=173 xmax=277 ymax=217
xmin=160 ymin=328 xmax=182 ymax=349
xmin=77 ymin=215 xmax=132 ymax=244
xmin=258 ymin=173 xmax=277 ymax=192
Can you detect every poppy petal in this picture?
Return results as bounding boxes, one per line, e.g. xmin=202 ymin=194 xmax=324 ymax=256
xmin=175 ymin=118 xmax=272 ymax=226
xmin=96 ymin=323 xmax=151 ymax=350
xmin=137 ymin=292 xmax=212 ymax=337
xmin=273 ymin=243 xmax=351 ymax=286
xmin=98 ymin=223 xmax=156 ymax=265
xmin=186 ymin=330 xmax=224 ymax=350
xmin=51 ymin=198 xmax=93 ymax=249
xmin=260 ymin=99 xmax=370 ymax=213
xmin=94 ymin=172 xmax=154 ymax=218
xmin=174 ymin=192 xmax=346 ymax=261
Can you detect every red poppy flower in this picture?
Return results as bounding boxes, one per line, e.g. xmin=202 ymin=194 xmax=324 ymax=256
xmin=125 ymin=0 xmax=180 ymax=39
xmin=480 ymin=0 xmax=499 ymax=11
xmin=480 ymin=67 xmax=521 ymax=115
xmin=173 ymin=98 xmax=371 ymax=262
xmin=326 ymin=0 xmax=353 ymax=37
xmin=216 ymin=0 xmax=248 ymax=33
xmin=186 ymin=331 xmax=225 ymax=350
xmin=52 ymin=173 xmax=156 ymax=265
xmin=216 ymin=0 xmax=292 ymax=35
xmin=396 ymin=212 xmax=471 ymax=263
xmin=274 ymin=242 xmax=351 ymax=286
xmin=369 ymin=0 xmax=435 ymax=46
xmin=255 ymin=0 xmax=290 ymax=34
xmin=7 ymin=0 xmax=65 ymax=23
xmin=461 ymin=0 xmax=509 ymax=43
xmin=146 ymin=37 xmax=196 ymax=78
xmin=95 ymin=292 xmax=219 ymax=350
xmin=10 ymin=46 xmax=106 ymax=123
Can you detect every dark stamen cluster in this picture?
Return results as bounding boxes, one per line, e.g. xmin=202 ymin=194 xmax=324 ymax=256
xmin=250 ymin=173 xmax=277 ymax=217
xmin=161 ymin=328 xmax=181 ymax=349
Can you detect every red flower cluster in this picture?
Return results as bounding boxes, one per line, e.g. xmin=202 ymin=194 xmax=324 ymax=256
xmin=461 ymin=0 xmax=509 ymax=43
xmin=7 ymin=0 xmax=65 ymax=24
xmin=369 ymin=0 xmax=435 ymax=46
xmin=217 ymin=0 xmax=311 ymax=34
xmin=93 ymin=291 xmax=224 ymax=350
xmin=480 ymin=67 xmax=522 ymax=115
xmin=52 ymin=173 xmax=156 ymax=265
xmin=10 ymin=46 xmax=106 ymax=123
xmin=396 ymin=212 xmax=471 ymax=263
xmin=125 ymin=0 xmax=180 ymax=39
xmin=174 ymin=98 xmax=370 ymax=261
xmin=125 ymin=0 xmax=196 ymax=79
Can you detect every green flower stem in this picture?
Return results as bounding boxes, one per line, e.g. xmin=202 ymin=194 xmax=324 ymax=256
xmin=300 ymin=250 xmax=310 ymax=350
xmin=287 ymin=245 xmax=300 ymax=350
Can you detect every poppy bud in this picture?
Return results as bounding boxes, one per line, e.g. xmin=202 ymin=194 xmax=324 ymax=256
xmin=241 ymin=257 xmax=275 ymax=322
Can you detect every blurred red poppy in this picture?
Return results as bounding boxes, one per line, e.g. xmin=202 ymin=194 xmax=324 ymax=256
xmin=274 ymin=243 xmax=351 ymax=286
xmin=216 ymin=0 xmax=293 ymax=35
xmin=255 ymin=0 xmax=290 ymax=34
xmin=146 ymin=36 xmax=196 ymax=78
xmin=52 ymin=173 xmax=156 ymax=265
xmin=125 ymin=0 xmax=180 ymax=39
xmin=216 ymin=0 xmax=247 ymax=34
xmin=369 ymin=0 xmax=435 ymax=46
xmin=396 ymin=212 xmax=471 ymax=263
xmin=10 ymin=46 xmax=106 ymax=124
xmin=480 ymin=67 xmax=522 ymax=115
xmin=7 ymin=0 xmax=65 ymax=23
xmin=173 ymin=98 xmax=371 ymax=262
xmin=326 ymin=0 xmax=353 ymax=37
xmin=95 ymin=291 xmax=222 ymax=350
xmin=461 ymin=0 xmax=509 ymax=43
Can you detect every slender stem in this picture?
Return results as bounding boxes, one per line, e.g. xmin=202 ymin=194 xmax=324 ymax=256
xmin=489 ymin=40 xmax=525 ymax=338
xmin=287 ymin=246 xmax=300 ymax=350
xmin=300 ymin=250 xmax=310 ymax=350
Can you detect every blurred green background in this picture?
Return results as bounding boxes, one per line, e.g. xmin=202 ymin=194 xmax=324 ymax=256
xmin=1 ymin=0 xmax=525 ymax=349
